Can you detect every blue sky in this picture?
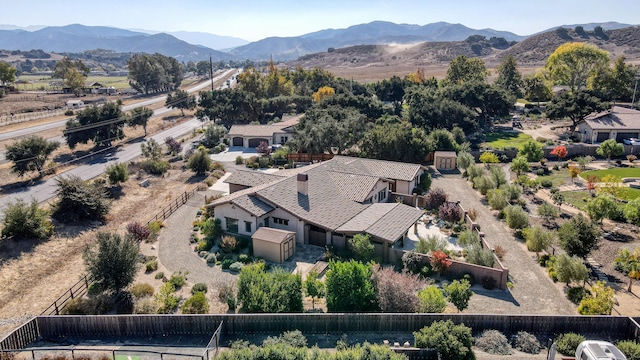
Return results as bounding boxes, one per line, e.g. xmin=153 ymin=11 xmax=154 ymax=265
xmin=3 ymin=0 xmax=639 ymax=41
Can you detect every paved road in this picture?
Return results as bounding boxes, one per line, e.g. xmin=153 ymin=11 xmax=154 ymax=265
xmin=432 ymin=174 xmax=575 ymax=315
xmin=0 ymin=117 xmax=207 ymax=213
xmin=0 ymin=69 xmax=236 ymax=163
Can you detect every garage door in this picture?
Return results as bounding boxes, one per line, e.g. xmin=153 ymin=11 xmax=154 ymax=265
xmin=617 ymin=132 xmax=640 ymax=142
xmin=232 ymin=137 xmax=243 ymax=146
xmin=308 ymin=225 xmax=326 ymax=247
xmin=596 ymin=132 xmax=611 ymax=143
xmin=248 ymin=138 xmax=269 ymax=148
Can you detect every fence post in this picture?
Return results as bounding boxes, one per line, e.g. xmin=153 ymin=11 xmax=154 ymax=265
xmin=54 ymin=302 xmax=59 ymax=315
xmin=69 ymin=288 xmax=74 ymax=299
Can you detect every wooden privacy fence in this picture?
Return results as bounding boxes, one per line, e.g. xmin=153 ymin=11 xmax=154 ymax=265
xmin=146 ymin=188 xmax=197 ymax=225
xmin=40 ymin=274 xmax=94 ymax=316
xmin=287 ymin=153 xmax=334 ymax=163
xmin=3 ymin=314 xmax=640 ymax=352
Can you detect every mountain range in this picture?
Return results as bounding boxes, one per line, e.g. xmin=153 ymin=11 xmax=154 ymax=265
xmin=0 ymin=21 xmax=636 ymax=62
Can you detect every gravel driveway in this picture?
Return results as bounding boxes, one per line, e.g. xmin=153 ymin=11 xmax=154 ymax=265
xmin=432 ymin=174 xmax=575 ymax=315
xmin=158 ymin=191 xmax=236 ymax=287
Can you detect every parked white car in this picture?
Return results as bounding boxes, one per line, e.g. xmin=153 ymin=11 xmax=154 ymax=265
xmin=623 ymin=138 xmax=640 ymax=145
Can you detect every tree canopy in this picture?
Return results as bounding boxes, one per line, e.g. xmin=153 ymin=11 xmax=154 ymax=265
xmin=83 ymin=232 xmax=139 ymax=293
xmin=64 ymin=102 xmax=127 ymax=149
xmin=546 ymin=90 xmax=608 ymax=132
xmin=545 ymin=42 xmax=610 ymax=92
xmin=127 ymin=53 xmax=183 ymax=94
xmin=166 ymin=89 xmax=196 ymax=116
xmin=445 ymin=55 xmax=488 ymax=85
xmin=0 ymin=61 xmax=17 ymax=87
xmin=495 ymin=54 xmax=523 ymax=98
xmin=6 ymin=136 xmax=59 ymax=177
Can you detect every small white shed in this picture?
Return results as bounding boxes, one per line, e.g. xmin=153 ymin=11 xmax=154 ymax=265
xmin=66 ymin=100 xmax=84 ymax=109
xmin=252 ymin=227 xmax=296 ymax=263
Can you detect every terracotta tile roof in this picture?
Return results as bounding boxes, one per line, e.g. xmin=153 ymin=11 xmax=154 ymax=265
xmin=252 ymin=227 xmax=295 ymax=244
xmin=582 ymin=106 xmax=640 ymax=131
xmin=225 ymin=170 xmax=285 ymax=187
xmin=330 ymin=156 xmax=423 ymax=181
xmin=337 ymin=203 xmax=423 ymax=243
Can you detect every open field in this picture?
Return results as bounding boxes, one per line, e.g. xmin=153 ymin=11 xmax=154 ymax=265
xmin=15 ymin=75 xmax=130 ymax=91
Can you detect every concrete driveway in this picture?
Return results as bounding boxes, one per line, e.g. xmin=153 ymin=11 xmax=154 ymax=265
xmin=210 ymin=146 xmax=259 ymax=162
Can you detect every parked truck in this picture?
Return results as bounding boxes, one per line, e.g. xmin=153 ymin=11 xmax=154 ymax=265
xmin=575 ymin=341 xmax=626 ymax=360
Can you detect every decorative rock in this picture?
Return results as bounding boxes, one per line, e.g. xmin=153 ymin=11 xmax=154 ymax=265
xmin=403 ymin=341 xmax=410 ymax=348
xmin=150 ymin=245 xmax=156 ymax=250
xmin=394 ymin=342 xmax=400 ymax=347
xmin=383 ymin=340 xmax=389 ymax=346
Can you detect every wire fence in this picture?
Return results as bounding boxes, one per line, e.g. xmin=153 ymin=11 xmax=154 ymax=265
xmin=0 ymin=109 xmax=67 ymax=125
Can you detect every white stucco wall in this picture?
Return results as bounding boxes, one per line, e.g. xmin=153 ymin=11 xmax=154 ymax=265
xmin=258 ymin=207 xmax=306 ymax=244
xmin=214 ymin=203 xmax=259 ymax=236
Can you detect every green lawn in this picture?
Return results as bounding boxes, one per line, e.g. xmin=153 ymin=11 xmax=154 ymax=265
xmin=115 ymin=355 xmax=140 ymax=360
xmin=482 ymin=131 xmax=534 ymax=150
xmin=537 ymin=171 xmax=573 ymax=187
xmin=559 ymin=191 xmax=592 ymax=211
xmin=580 ymin=168 xmax=640 ymax=180
xmin=617 ymin=187 xmax=640 ymax=201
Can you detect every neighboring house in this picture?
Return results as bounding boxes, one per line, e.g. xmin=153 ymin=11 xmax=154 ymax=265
xmin=208 ymin=156 xmax=426 ymax=261
xmin=577 ymin=106 xmax=640 ymax=143
xmin=226 ymin=114 xmax=301 ymax=148
xmin=66 ymin=99 xmax=84 ymax=109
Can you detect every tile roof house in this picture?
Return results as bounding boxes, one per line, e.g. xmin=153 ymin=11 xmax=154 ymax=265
xmin=227 ymin=114 xmax=301 ymax=148
xmin=577 ymin=106 xmax=640 ymax=143
xmin=208 ymin=157 xmax=426 ymax=261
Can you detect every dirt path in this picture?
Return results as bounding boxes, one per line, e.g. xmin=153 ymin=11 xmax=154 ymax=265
xmin=432 ymin=174 xmax=576 ymax=315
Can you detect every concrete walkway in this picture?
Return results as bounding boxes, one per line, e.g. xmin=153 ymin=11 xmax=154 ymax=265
xmin=432 ymin=174 xmax=575 ymax=314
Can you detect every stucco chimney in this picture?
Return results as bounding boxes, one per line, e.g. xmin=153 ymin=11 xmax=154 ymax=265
xmin=297 ymin=173 xmax=308 ymax=195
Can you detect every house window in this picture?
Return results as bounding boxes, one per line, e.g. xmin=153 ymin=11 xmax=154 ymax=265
xmin=225 ymin=217 xmax=238 ymax=233
xmin=273 ymin=217 xmax=289 ymax=226
xmin=377 ymin=189 xmax=387 ymax=202
xmin=280 ymin=136 xmax=288 ymax=144
xmin=245 ymin=221 xmax=252 ymax=233
xmin=264 ymin=218 xmax=270 ymax=227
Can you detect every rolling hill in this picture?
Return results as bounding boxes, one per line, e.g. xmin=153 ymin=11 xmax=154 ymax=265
xmin=230 ymin=21 xmax=524 ymax=61
xmin=0 ymin=24 xmax=233 ymax=61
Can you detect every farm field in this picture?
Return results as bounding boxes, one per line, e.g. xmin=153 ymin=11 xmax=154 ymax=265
xmin=15 ymin=75 xmax=130 ymax=91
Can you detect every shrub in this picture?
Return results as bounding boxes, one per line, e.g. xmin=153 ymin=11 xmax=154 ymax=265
xmin=169 ymin=272 xmax=187 ymax=289
xmin=155 ymin=282 xmax=180 ymax=314
xmin=147 ymin=221 xmax=163 ymax=235
xmin=439 ymin=202 xmax=463 ymax=223
xmin=145 ymin=260 xmax=158 ymax=272
xmin=504 ymin=205 xmax=529 ymax=229
xmin=218 ymin=282 xmax=236 ymax=304
xmin=555 ymin=332 xmax=586 ymax=356
xmin=414 ymin=320 xmax=474 ymax=360
xmin=1 ymin=199 xmax=53 ymax=240
xmin=237 ymin=263 xmax=303 ymax=313
xmin=65 ymin=109 xmax=74 ymax=116
xmin=417 ymin=286 xmax=447 ymax=313
xmin=264 ymin=330 xmax=308 ymax=348
xmin=325 ymin=260 xmax=377 ymax=312
xmin=494 ymin=245 xmax=506 ymax=260
xmin=416 ymin=235 xmax=449 ymax=254
xmin=105 ymin=162 xmax=129 ymax=186
xmin=206 ymin=253 xmax=217 ymax=264
xmin=84 ymin=232 xmax=139 ymax=293
xmin=372 ymin=266 xmax=427 ymax=313
xmin=617 ymin=340 xmax=640 ymax=360
xmin=467 ymin=208 xmax=478 ymax=221
xmin=140 ymin=159 xmax=169 ymax=175
xmin=465 ymin=244 xmax=495 ymax=267
xmin=221 ymin=258 xmax=234 ymax=269
xmin=181 ymin=292 xmax=209 ymax=314
xmin=481 ymin=276 xmax=497 ymax=290
xmin=115 ymin=291 xmax=135 ymax=314
xmin=126 ymin=222 xmax=152 ymax=242
xmin=487 ymin=189 xmax=508 ymax=210
xmin=229 ymin=262 xmax=244 ymax=272
xmin=402 ymin=251 xmax=423 ymax=273
xmin=221 ymin=235 xmax=239 ymax=253
xmin=467 ymin=165 xmax=484 ymax=181
xmin=540 ymin=179 xmax=553 ymax=188
xmin=475 ymin=329 xmax=512 ymax=355
xmin=457 ymin=230 xmax=479 ymax=247
xmin=567 ymin=286 xmax=590 ymax=305
xmin=424 ymin=188 xmax=448 ymax=210
xmin=474 ymin=175 xmax=496 ymax=195
xmin=512 ymin=331 xmax=542 ymax=354
xmin=187 ymin=149 xmax=212 ymax=175
xmin=130 ymin=283 xmax=155 ymax=298
xmin=348 ymin=233 xmax=375 ymax=262
xmin=53 ymin=175 xmax=110 ymax=222
xmin=191 ymin=283 xmax=208 ymax=294
xmin=133 ymin=296 xmax=158 ymax=314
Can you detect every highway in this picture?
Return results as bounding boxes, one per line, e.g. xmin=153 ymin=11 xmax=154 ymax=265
xmin=0 ymin=117 xmax=207 ymax=213
xmin=0 ymin=69 xmax=236 ymax=162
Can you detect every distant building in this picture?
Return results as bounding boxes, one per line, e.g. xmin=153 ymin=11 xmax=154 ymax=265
xmin=226 ymin=114 xmax=301 ymax=148
xmin=66 ymin=99 xmax=84 ymax=109
xmin=577 ymin=106 xmax=640 ymax=143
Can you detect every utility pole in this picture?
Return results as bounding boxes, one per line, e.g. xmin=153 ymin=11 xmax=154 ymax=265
xmin=209 ymin=54 xmax=214 ymax=93
xmin=632 ymin=74 xmax=640 ymax=109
